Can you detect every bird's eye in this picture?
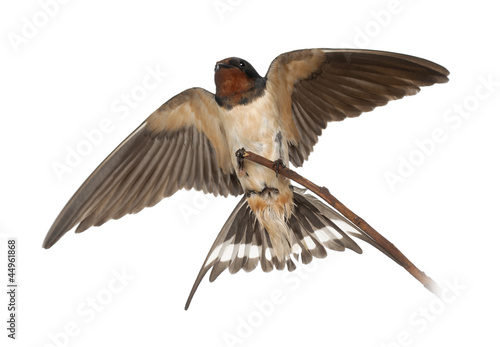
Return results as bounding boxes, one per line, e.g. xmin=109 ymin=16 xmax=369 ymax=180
xmin=239 ymin=61 xmax=246 ymax=69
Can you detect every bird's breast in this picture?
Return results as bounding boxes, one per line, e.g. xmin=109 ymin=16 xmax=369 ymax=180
xmin=220 ymin=91 xmax=289 ymax=192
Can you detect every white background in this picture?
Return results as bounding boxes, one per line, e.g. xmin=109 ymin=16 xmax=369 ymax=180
xmin=1 ymin=0 xmax=499 ymax=346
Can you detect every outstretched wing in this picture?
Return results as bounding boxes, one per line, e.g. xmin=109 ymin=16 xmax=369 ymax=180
xmin=43 ymin=87 xmax=243 ymax=249
xmin=265 ymin=49 xmax=450 ymax=167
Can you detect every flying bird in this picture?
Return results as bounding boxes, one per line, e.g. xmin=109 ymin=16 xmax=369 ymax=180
xmin=43 ymin=48 xmax=449 ymax=309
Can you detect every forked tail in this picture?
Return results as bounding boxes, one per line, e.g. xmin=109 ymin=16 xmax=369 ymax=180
xmin=185 ymin=186 xmax=400 ymax=309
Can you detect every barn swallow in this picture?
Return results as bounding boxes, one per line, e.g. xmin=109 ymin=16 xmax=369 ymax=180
xmin=43 ymin=48 xmax=449 ymax=309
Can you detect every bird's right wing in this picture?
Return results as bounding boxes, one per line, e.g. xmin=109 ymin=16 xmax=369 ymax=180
xmin=43 ymin=87 xmax=243 ymax=249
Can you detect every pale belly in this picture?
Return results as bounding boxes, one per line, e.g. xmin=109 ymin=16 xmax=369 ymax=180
xmin=220 ymin=93 xmax=290 ymax=193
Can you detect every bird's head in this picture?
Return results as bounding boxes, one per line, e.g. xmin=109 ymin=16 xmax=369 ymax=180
xmin=214 ymin=57 xmax=266 ymax=109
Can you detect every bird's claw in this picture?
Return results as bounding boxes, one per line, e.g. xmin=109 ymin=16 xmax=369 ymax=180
xmin=236 ymin=148 xmax=247 ymax=175
xmin=272 ymin=159 xmax=286 ymax=178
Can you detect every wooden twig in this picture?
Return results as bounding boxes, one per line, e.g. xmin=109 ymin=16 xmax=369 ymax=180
xmin=240 ymin=149 xmax=439 ymax=296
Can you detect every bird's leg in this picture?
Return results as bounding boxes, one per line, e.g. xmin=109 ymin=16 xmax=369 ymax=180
xmin=272 ymin=158 xmax=286 ymax=178
xmin=236 ymin=147 xmax=248 ymax=176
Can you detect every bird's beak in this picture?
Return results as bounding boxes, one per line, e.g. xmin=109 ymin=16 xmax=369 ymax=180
xmin=215 ymin=62 xmax=232 ymax=71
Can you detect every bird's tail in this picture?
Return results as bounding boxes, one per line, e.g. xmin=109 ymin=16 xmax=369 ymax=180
xmin=185 ymin=186 xmax=399 ymax=309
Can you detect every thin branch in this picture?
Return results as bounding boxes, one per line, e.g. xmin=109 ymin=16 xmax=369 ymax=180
xmin=240 ymin=149 xmax=440 ymax=296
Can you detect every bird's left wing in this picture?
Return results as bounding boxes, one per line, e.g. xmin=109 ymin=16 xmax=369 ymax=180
xmin=43 ymin=87 xmax=243 ymax=249
xmin=265 ymin=49 xmax=449 ymax=167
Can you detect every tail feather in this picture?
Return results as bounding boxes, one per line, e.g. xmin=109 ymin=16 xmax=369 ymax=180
xmin=302 ymin=188 xmax=402 ymax=265
xmin=185 ymin=186 xmax=393 ymax=310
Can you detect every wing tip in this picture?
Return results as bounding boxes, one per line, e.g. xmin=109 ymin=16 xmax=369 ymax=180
xmin=321 ymin=47 xmax=450 ymax=80
xmin=42 ymin=233 xmax=57 ymax=249
xmin=42 ymin=226 xmax=65 ymax=249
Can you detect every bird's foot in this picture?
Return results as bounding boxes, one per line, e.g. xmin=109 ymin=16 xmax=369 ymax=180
xmin=272 ymin=158 xmax=286 ymax=178
xmin=236 ymin=148 xmax=248 ymax=176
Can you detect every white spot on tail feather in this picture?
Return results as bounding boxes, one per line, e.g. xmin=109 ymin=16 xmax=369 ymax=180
xmin=207 ymin=244 xmax=222 ymax=264
xmin=249 ymin=245 xmax=260 ymax=259
xmin=314 ymin=228 xmax=331 ymax=243
xmin=237 ymin=244 xmax=246 ymax=258
xmin=220 ymin=244 xmax=234 ymax=262
xmin=303 ymin=236 xmax=316 ymax=250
